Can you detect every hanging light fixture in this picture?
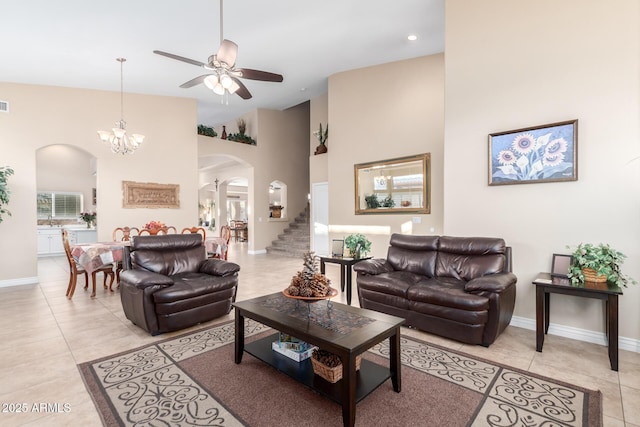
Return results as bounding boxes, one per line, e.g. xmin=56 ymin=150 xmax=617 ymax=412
xmin=97 ymin=58 xmax=145 ymax=154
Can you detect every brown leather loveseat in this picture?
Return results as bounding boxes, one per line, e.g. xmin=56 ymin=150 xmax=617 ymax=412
xmin=354 ymin=234 xmax=516 ymax=346
xmin=119 ymin=234 xmax=239 ymax=335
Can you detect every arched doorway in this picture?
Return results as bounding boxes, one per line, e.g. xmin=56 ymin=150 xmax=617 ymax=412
xmin=35 ymin=144 xmax=97 ymax=257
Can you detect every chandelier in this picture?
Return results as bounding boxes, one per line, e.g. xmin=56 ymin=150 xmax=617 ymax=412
xmin=97 ymin=58 xmax=145 ymax=154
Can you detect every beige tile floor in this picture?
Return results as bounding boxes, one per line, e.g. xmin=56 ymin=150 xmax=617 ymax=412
xmin=0 ymin=242 xmax=639 ymax=426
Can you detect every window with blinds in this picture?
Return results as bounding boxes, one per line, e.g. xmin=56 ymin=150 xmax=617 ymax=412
xmin=37 ymin=192 xmax=83 ymax=219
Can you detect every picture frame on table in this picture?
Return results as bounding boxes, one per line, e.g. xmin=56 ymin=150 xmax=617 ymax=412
xmin=551 ymin=253 xmax=573 ymax=278
xmin=331 ymin=239 xmax=344 ymax=258
xmin=488 ymin=119 xmax=578 ymax=186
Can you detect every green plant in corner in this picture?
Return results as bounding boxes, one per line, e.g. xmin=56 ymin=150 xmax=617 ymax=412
xmin=567 ymin=243 xmax=637 ymax=288
xmin=344 ymin=233 xmax=372 ymax=259
xmin=0 ymin=166 xmax=15 ymax=224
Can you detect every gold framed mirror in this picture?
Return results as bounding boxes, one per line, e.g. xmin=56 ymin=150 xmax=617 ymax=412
xmin=354 ymin=153 xmax=430 ymax=215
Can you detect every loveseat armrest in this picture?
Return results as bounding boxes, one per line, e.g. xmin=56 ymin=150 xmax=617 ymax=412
xmin=120 ymin=270 xmax=174 ymax=289
xmin=353 ymin=258 xmax=394 ymax=275
xmin=199 ymin=259 xmax=241 ymax=277
xmin=465 ymin=272 xmax=517 ymax=293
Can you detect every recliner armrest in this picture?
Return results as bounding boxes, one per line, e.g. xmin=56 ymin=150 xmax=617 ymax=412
xmin=120 ymin=270 xmax=174 ymax=289
xmin=465 ymin=272 xmax=517 ymax=293
xmin=199 ymin=259 xmax=241 ymax=277
xmin=353 ymin=258 xmax=394 ymax=275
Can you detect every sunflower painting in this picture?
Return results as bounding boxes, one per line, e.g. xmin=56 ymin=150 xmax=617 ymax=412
xmin=489 ymin=120 xmax=578 ymax=185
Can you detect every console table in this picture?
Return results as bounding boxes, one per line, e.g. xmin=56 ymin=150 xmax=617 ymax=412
xmin=532 ymin=272 xmax=622 ymax=371
xmin=319 ymin=256 xmax=370 ymax=305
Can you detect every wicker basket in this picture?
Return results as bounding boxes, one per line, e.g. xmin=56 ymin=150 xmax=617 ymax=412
xmin=311 ymin=355 xmax=362 ymax=383
xmin=582 ymin=268 xmax=608 ymax=289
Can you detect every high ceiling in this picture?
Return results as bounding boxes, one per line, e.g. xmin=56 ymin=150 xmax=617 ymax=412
xmin=1 ymin=0 xmax=444 ymax=126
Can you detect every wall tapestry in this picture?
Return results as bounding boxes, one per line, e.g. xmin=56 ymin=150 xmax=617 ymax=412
xmin=122 ymin=181 xmax=180 ymax=209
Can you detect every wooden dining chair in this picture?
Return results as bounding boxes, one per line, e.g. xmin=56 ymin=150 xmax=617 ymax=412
xmin=181 ymin=226 xmax=207 ymax=240
xmin=219 ymin=225 xmax=232 ymax=260
xmin=112 ymin=227 xmax=139 ymax=284
xmin=139 ymin=226 xmax=177 ymax=236
xmin=112 ymin=226 xmax=140 ymax=242
xmin=62 ymin=229 xmax=115 ymax=299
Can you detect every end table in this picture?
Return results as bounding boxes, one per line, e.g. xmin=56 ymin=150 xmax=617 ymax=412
xmin=319 ymin=256 xmax=370 ymax=305
xmin=533 ymin=272 xmax=622 ymax=371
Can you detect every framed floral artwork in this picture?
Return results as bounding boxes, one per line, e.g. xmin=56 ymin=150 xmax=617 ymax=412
xmin=488 ymin=119 xmax=578 ymax=185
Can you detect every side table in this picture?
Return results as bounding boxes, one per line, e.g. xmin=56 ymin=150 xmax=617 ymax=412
xmin=319 ymin=256 xmax=370 ymax=305
xmin=532 ymin=272 xmax=622 ymax=371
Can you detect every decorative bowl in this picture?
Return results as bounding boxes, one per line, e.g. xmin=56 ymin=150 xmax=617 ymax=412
xmin=282 ymin=286 xmax=338 ymax=302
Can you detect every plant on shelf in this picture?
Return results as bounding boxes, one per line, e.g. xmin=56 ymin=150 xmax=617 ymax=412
xmin=80 ymin=211 xmax=96 ymax=228
xmin=567 ymin=243 xmax=637 ymax=288
xmin=227 ymin=132 xmax=256 ymax=145
xmin=313 ymin=122 xmax=328 ymax=155
xmin=197 ymin=124 xmax=217 ymax=137
xmin=364 ymin=194 xmax=379 ymax=209
xmin=382 ymin=195 xmax=395 ymax=208
xmin=237 ymin=118 xmax=247 ymax=135
xmin=0 ymin=165 xmax=15 ymax=224
xmin=344 ymin=233 xmax=372 ymax=259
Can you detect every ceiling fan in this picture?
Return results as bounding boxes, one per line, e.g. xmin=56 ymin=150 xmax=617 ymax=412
xmin=153 ymin=0 xmax=283 ymax=100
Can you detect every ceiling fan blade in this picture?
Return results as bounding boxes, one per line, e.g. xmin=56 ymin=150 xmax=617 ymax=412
xmin=231 ymin=78 xmax=252 ymax=99
xmin=237 ymin=68 xmax=284 ymax=82
xmin=179 ymin=75 xmax=213 ymax=88
xmin=153 ymin=50 xmax=206 ymax=68
xmin=217 ymin=39 xmax=238 ymax=67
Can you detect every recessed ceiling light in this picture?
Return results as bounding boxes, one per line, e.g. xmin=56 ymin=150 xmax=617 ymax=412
xmin=407 ymin=34 xmax=418 ymax=41
xmin=300 ymin=87 xmax=307 ymax=92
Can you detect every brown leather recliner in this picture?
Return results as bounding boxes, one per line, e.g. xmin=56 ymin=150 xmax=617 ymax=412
xmin=119 ymin=234 xmax=239 ymax=335
xmin=354 ymin=234 xmax=517 ymax=346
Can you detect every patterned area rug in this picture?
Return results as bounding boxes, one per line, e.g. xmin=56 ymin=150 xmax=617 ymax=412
xmin=78 ymin=320 xmax=602 ymax=426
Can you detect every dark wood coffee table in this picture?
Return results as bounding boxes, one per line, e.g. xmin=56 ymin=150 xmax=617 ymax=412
xmin=233 ymin=292 xmax=404 ymax=427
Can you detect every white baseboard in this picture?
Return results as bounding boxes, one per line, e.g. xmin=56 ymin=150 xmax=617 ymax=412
xmin=0 ymin=276 xmax=39 ymax=288
xmin=248 ymin=249 xmax=267 ymax=255
xmin=510 ymin=315 xmax=640 ymax=353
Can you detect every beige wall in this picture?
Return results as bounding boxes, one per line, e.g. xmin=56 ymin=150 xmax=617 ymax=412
xmin=198 ymin=103 xmax=310 ymax=253
xmin=327 ymin=54 xmax=445 ymax=257
xmin=0 ymin=82 xmax=198 ymax=284
xmin=444 ymin=0 xmax=640 ymax=341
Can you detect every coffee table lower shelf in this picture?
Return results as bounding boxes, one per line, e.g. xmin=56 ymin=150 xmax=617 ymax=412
xmin=245 ymin=333 xmax=391 ymax=404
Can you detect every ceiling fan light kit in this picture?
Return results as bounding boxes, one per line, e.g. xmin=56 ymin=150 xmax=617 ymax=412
xmin=97 ymin=58 xmax=145 ymax=155
xmin=153 ymin=0 xmax=283 ymax=102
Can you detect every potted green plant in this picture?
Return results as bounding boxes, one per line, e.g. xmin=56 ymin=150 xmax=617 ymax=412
xmin=382 ymin=195 xmax=395 ymax=208
xmin=364 ymin=194 xmax=379 ymax=209
xmin=344 ymin=233 xmax=372 ymax=259
xmin=197 ymin=124 xmax=217 ymax=137
xmin=567 ymin=243 xmax=637 ymax=288
xmin=0 ymin=165 xmax=15 ymax=224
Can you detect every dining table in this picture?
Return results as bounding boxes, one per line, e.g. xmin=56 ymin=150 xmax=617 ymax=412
xmin=205 ymin=236 xmax=228 ymax=259
xmin=71 ymin=241 xmax=129 ymax=293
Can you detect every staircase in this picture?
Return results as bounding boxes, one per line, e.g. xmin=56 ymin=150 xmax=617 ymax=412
xmin=266 ymin=205 xmax=310 ymax=258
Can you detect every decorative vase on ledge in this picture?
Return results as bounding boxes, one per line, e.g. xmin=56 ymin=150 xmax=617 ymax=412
xmin=221 ymin=126 xmax=227 ymax=140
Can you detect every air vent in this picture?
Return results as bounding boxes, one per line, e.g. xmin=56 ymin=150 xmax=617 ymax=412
xmin=0 ymin=100 xmax=8 ymax=113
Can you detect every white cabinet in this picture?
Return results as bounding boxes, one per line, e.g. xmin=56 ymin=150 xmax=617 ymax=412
xmin=68 ymin=229 xmax=97 ymax=245
xmin=37 ymin=229 xmax=64 ymax=256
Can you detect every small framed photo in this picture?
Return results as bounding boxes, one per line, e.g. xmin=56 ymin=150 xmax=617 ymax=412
xmin=489 ymin=119 xmax=578 ymax=186
xmin=551 ymin=254 xmax=573 ymax=278
xmin=331 ymin=240 xmax=344 ymax=258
